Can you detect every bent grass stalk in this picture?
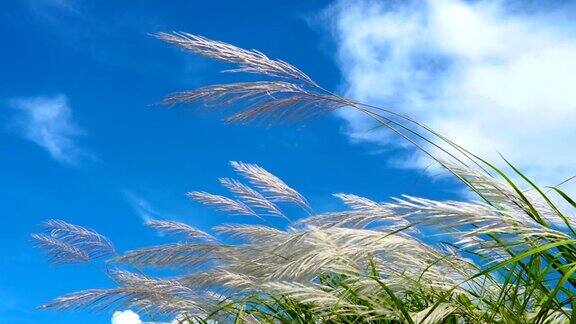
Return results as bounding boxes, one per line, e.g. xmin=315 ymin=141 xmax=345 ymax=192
xmin=31 ymin=33 xmax=575 ymax=323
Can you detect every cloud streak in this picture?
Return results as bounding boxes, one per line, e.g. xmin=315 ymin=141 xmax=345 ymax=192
xmin=7 ymin=94 xmax=93 ymax=166
xmin=328 ymin=0 xmax=576 ymax=192
xmin=123 ymin=191 xmax=161 ymax=222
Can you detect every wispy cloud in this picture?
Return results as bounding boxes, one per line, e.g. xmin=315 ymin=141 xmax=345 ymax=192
xmin=7 ymin=94 xmax=93 ymax=166
xmin=328 ymin=0 xmax=576 ymax=191
xmin=111 ymin=310 xmax=141 ymax=324
xmin=0 ymin=290 xmax=34 ymax=324
xmin=25 ymin=0 xmax=81 ymax=12
xmin=39 ymin=0 xmax=77 ymax=9
xmin=123 ymin=191 xmax=161 ymax=222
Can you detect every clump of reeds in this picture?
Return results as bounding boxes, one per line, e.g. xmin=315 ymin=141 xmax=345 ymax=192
xmin=32 ymin=33 xmax=575 ymax=323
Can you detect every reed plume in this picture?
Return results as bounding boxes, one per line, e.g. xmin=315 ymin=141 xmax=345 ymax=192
xmin=32 ymin=33 xmax=575 ymax=323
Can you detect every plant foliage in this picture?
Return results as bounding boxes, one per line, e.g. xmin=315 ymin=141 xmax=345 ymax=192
xmin=33 ymin=33 xmax=575 ymax=323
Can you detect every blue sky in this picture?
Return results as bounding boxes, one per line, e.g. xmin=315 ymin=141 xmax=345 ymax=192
xmin=2 ymin=0 xmax=576 ymax=323
xmin=0 ymin=1 xmax=460 ymax=323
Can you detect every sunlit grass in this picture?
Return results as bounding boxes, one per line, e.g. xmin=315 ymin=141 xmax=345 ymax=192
xmin=32 ymin=33 xmax=575 ymax=323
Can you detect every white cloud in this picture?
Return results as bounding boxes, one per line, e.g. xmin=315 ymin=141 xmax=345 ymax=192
xmin=111 ymin=310 xmax=142 ymax=324
xmin=7 ymin=94 xmax=92 ymax=166
xmin=328 ymin=0 xmax=576 ymax=192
